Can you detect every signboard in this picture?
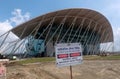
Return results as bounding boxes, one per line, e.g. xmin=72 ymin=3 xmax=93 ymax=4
xmin=0 ymin=64 xmax=6 ymax=77
xmin=0 ymin=59 xmax=9 ymax=79
xmin=55 ymin=43 xmax=83 ymax=67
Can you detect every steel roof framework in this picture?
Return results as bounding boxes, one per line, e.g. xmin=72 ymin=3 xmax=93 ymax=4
xmin=0 ymin=8 xmax=114 ymax=57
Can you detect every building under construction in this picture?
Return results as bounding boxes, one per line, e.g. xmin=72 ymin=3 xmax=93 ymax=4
xmin=0 ymin=8 xmax=114 ymax=57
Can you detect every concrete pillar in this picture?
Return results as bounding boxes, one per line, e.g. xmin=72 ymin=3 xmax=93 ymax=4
xmin=46 ymin=40 xmax=55 ymax=57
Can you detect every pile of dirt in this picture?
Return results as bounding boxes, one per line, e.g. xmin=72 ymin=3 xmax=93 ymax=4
xmin=6 ymin=60 xmax=120 ymax=79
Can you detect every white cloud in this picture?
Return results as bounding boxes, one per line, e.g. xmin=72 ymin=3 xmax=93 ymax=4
xmin=0 ymin=20 xmax=13 ymax=35
xmin=0 ymin=9 xmax=30 ymax=53
xmin=0 ymin=20 xmax=18 ymax=44
xmin=10 ymin=9 xmax=30 ymax=25
xmin=0 ymin=9 xmax=30 ymax=35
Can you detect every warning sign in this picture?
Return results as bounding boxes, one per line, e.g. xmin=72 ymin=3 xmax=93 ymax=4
xmin=0 ymin=64 xmax=6 ymax=77
xmin=0 ymin=59 xmax=9 ymax=79
xmin=55 ymin=43 xmax=83 ymax=67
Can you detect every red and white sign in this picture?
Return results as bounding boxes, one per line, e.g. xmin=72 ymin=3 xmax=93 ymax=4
xmin=0 ymin=64 xmax=6 ymax=76
xmin=0 ymin=59 xmax=8 ymax=78
xmin=55 ymin=43 xmax=83 ymax=67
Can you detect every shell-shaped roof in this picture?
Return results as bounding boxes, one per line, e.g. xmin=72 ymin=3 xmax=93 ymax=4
xmin=11 ymin=8 xmax=113 ymax=43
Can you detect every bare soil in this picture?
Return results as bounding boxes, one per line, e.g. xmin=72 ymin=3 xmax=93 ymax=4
xmin=5 ymin=60 xmax=120 ymax=79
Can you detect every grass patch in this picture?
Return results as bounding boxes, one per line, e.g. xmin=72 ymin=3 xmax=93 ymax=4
xmin=84 ymin=55 xmax=120 ymax=60
xmin=10 ymin=55 xmax=120 ymax=65
xmin=16 ymin=57 xmax=55 ymax=64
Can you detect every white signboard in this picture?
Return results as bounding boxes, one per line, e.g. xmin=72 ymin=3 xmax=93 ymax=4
xmin=55 ymin=43 xmax=83 ymax=67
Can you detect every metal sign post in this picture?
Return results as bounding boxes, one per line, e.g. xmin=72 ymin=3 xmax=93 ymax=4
xmin=70 ymin=65 xmax=73 ymax=79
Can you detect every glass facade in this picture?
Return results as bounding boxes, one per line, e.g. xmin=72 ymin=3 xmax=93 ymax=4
xmin=26 ymin=36 xmax=45 ymax=56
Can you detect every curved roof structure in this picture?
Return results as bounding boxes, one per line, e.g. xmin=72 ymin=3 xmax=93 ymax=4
xmin=11 ymin=8 xmax=113 ymax=43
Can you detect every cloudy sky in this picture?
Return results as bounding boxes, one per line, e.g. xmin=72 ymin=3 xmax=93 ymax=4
xmin=0 ymin=0 xmax=120 ymax=51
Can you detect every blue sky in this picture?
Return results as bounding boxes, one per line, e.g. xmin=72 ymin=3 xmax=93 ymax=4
xmin=0 ymin=0 xmax=120 ymax=51
xmin=0 ymin=0 xmax=119 ymax=27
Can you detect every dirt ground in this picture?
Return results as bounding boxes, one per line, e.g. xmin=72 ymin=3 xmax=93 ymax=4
xmin=4 ymin=60 xmax=120 ymax=79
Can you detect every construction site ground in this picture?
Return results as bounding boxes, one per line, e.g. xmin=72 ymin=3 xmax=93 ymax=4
xmin=5 ymin=60 xmax=120 ymax=79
